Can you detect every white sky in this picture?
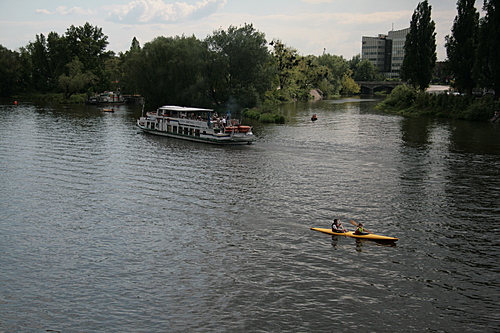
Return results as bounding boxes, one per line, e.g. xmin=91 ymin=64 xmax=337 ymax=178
xmin=0 ymin=0 xmax=485 ymax=60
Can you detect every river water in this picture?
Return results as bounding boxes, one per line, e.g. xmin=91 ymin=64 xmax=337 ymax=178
xmin=0 ymin=98 xmax=499 ymax=332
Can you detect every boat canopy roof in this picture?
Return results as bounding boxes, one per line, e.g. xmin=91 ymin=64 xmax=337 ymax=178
xmin=158 ymin=105 xmax=213 ymax=113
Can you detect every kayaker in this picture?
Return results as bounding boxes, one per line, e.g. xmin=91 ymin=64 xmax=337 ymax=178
xmin=354 ymin=223 xmax=369 ymax=235
xmin=331 ymin=219 xmax=347 ymax=233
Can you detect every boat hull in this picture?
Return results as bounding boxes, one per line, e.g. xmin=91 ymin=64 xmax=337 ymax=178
xmin=310 ymin=227 xmax=398 ymax=241
xmin=138 ymin=125 xmax=254 ymax=145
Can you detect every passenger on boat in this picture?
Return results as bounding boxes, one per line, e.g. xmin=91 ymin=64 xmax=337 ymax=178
xmin=353 ymin=223 xmax=369 ymax=235
xmin=331 ymin=219 xmax=347 ymax=233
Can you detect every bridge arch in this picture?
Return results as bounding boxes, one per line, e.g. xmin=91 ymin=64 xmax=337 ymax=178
xmin=356 ymin=81 xmax=405 ymax=94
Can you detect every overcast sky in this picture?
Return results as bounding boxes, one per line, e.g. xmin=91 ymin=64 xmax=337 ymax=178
xmin=0 ymin=0 xmax=485 ymax=60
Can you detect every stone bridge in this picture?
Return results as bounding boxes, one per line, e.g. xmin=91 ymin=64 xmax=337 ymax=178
xmin=355 ymin=81 xmax=405 ymax=94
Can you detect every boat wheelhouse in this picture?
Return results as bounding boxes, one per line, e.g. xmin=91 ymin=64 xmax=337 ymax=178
xmin=137 ymin=105 xmax=255 ymax=145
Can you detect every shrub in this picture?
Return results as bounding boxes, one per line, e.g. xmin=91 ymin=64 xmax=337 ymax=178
xmin=463 ymin=96 xmax=498 ymax=121
xmin=242 ymin=107 xmax=286 ymax=124
xmin=377 ymin=85 xmax=417 ymax=109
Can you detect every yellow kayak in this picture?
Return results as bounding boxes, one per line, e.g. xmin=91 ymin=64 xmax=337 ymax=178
xmin=310 ymin=227 xmax=398 ymax=241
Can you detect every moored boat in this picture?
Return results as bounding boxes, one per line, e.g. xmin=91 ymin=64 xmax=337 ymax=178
xmin=136 ymin=105 xmax=255 ymax=145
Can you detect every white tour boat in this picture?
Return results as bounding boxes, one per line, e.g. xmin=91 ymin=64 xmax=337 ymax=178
xmin=137 ymin=105 xmax=255 ymax=145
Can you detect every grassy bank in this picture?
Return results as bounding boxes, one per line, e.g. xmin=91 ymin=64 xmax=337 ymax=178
xmin=376 ymin=85 xmax=498 ymax=121
xmin=242 ymin=107 xmax=286 ymax=124
xmin=13 ymin=93 xmax=88 ymax=104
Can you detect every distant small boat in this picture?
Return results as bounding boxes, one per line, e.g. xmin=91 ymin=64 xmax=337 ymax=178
xmin=311 ymin=114 xmax=318 ymax=121
xmin=102 ymin=108 xmax=115 ymax=113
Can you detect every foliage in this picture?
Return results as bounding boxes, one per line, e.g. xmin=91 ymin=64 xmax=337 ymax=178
xmin=123 ymin=35 xmax=208 ymax=108
xmin=3 ymin=17 xmax=497 ymax=125
xmin=58 ymin=57 xmax=97 ymax=100
xmin=340 ymin=72 xmax=361 ymax=95
xmin=131 ymin=36 xmax=207 ymax=108
xmin=400 ymin=0 xmax=437 ymax=91
xmin=315 ymin=54 xmax=350 ymax=97
xmin=0 ymin=45 xmax=22 ymax=97
xmin=445 ymin=0 xmax=479 ymax=95
xmin=118 ymin=37 xmax=141 ymax=95
xmin=205 ymin=24 xmax=273 ymax=109
xmin=22 ymin=22 xmax=112 ymax=96
xmin=353 ymin=59 xmax=377 ymax=81
xmin=268 ymin=43 xmax=354 ymax=100
xmin=270 ymin=40 xmax=300 ymax=96
xmin=377 ymin=86 xmax=498 ymax=121
xmin=26 ymin=33 xmax=54 ymax=93
xmin=65 ymin=23 xmax=113 ymax=91
xmin=348 ymin=54 xmax=361 ymax=72
xmin=376 ymin=85 xmax=417 ymax=109
xmin=242 ymin=107 xmax=285 ymax=124
xmin=242 ymin=89 xmax=286 ymax=124
xmin=17 ymin=93 xmax=87 ymax=104
xmin=474 ymin=0 xmax=500 ymax=99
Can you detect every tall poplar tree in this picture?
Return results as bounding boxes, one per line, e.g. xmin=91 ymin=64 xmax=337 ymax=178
xmin=445 ymin=0 xmax=479 ymax=95
xmin=400 ymin=0 xmax=437 ymax=91
xmin=474 ymin=0 xmax=500 ymax=99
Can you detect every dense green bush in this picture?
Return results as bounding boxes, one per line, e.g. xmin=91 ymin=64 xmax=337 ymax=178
xmin=15 ymin=93 xmax=87 ymax=104
xmin=377 ymin=85 xmax=499 ymax=121
xmin=242 ymin=107 xmax=286 ymax=124
xmin=378 ymin=85 xmax=417 ymax=109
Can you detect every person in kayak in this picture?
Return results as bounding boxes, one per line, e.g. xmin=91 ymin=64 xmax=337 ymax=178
xmin=353 ymin=223 xmax=369 ymax=235
xmin=331 ymin=219 xmax=347 ymax=233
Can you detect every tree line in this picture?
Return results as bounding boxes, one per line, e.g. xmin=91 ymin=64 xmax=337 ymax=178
xmin=379 ymin=0 xmax=500 ymax=121
xmin=402 ymin=0 xmax=499 ymax=100
xmin=1 ymin=0 xmax=498 ymax=113
xmin=0 ymin=22 xmax=375 ymax=110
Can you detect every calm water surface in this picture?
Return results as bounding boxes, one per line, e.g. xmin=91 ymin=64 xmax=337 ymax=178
xmin=1 ymin=99 xmax=499 ymax=332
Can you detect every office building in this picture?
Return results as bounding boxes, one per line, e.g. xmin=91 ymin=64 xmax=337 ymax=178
xmin=361 ymin=27 xmax=410 ymax=79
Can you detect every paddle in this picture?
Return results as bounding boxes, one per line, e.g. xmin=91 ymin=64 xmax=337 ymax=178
xmin=350 ymin=220 xmax=372 ymax=234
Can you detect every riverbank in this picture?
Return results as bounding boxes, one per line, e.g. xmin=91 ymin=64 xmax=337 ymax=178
xmin=376 ymin=84 xmax=499 ymax=121
xmin=12 ymin=93 xmax=88 ymax=104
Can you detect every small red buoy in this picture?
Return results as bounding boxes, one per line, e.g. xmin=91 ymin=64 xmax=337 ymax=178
xmin=14 ymin=101 xmax=18 ymax=105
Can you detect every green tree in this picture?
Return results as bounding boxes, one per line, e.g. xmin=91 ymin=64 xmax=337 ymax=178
xmin=348 ymin=54 xmax=361 ymax=72
xmin=26 ymin=34 xmax=53 ymax=92
xmin=58 ymin=57 xmax=97 ymax=100
xmin=315 ymin=54 xmax=350 ymax=97
xmin=400 ymin=0 xmax=437 ymax=91
xmin=126 ymin=35 xmax=208 ymax=108
xmin=46 ymin=31 xmax=70 ymax=81
xmin=64 ymin=23 xmax=112 ymax=91
xmin=16 ymin=47 xmax=33 ymax=94
xmin=24 ymin=23 xmax=112 ymax=95
xmin=104 ymin=57 xmax=122 ymax=92
xmin=119 ymin=37 xmax=142 ymax=95
xmin=291 ymin=55 xmax=330 ymax=100
xmin=205 ymin=24 xmax=273 ymax=109
xmin=474 ymin=0 xmax=500 ymax=99
xmin=270 ymin=40 xmax=298 ymax=90
xmin=341 ymin=72 xmax=361 ymax=95
xmin=445 ymin=0 xmax=479 ymax=95
xmin=353 ymin=59 xmax=377 ymax=81
xmin=0 ymin=45 xmax=22 ymax=97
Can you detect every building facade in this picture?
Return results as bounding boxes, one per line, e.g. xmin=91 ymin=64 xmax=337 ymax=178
xmin=361 ymin=27 xmax=410 ymax=79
